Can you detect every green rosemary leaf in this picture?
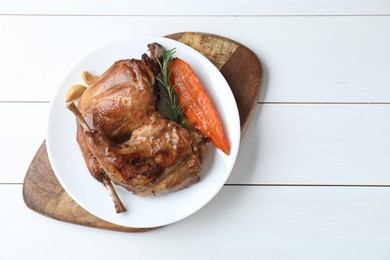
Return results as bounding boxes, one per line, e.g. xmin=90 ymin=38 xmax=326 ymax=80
xmin=155 ymin=47 xmax=187 ymax=127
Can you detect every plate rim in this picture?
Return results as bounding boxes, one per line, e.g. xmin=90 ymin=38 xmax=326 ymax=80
xmin=46 ymin=36 xmax=241 ymax=228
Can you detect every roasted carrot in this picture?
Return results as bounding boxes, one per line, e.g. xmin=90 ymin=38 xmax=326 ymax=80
xmin=168 ymin=58 xmax=230 ymax=155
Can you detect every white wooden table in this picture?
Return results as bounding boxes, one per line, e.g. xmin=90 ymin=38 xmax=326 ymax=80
xmin=2 ymin=1 xmax=390 ymax=259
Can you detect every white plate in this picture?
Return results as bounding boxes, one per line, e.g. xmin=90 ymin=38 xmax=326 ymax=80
xmin=46 ymin=36 xmax=240 ymax=228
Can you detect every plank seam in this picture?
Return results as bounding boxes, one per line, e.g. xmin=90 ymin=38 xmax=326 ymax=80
xmin=258 ymin=102 xmax=390 ymax=105
xmin=225 ymin=184 xmax=390 ymax=188
xmin=0 ymin=101 xmax=49 ymax=103
xmin=0 ymin=14 xmax=389 ymax=17
xmin=2 ymin=183 xmax=390 ymax=188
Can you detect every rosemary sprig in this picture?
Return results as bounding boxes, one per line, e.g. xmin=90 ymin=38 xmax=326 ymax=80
xmin=155 ymin=48 xmax=187 ymax=127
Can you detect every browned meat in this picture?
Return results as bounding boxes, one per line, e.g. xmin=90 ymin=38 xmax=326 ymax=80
xmin=76 ymin=43 xmax=207 ymax=196
xmin=84 ymin=112 xmax=205 ymax=196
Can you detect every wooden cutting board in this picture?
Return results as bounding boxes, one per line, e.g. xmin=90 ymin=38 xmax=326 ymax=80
xmin=23 ymin=32 xmax=262 ymax=232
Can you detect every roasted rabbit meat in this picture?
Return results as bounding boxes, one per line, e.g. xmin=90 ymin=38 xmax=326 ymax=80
xmin=74 ymin=43 xmax=207 ymax=198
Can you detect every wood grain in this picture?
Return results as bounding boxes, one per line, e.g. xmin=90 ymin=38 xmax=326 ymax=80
xmin=22 ymin=32 xmax=262 ymax=232
xmin=23 ymin=142 xmax=152 ymax=232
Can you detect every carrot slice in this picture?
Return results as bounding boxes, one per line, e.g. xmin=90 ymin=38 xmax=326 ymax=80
xmin=168 ymin=58 xmax=231 ymax=155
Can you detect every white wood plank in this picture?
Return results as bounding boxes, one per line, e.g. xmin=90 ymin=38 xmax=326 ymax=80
xmin=0 ymin=0 xmax=389 ymax=15
xmin=3 ymin=103 xmax=390 ymax=185
xmin=1 ymin=16 xmax=389 ymax=102
xmin=5 ymin=184 xmax=390 ymax=259
xmin=229 ymin=104 xmax=390 ymax=185
xmin=0 ymin=103 xmax=48 ymax=183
